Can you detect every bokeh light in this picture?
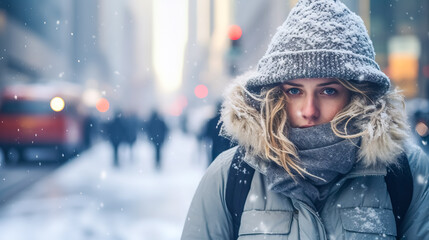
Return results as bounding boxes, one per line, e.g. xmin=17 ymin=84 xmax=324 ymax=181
xmin=228 ymin=25 xmax=242 ymax=41
xmin=96 ymin=98 xmax=110 ymax=113
xmin=416 ymin=121 xmax=429 ymax=137
xmin=194 ymin=84 xmax=208 ymax=99
xmin=50 ymin=97 xmax=65 ymax=112
xmin=82 ymin=88 xmax=101 ymax=107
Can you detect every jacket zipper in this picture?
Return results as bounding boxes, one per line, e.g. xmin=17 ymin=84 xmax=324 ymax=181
xmin=295 ymin=171 xmax=386 ymax=240
xmin=297 ymin=201 xmax=328 ymax=240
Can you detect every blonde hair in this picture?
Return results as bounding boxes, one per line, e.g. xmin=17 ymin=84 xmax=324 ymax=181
xmin=331 ymin=79 xmax=379 ymax=139
xmin=248 ymin=79 xmax=388 ymax=179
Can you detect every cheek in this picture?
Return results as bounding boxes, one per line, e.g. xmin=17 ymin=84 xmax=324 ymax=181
xmin=324 ymin=107 xmax=343 ymax=121
xmin=322 ymin=99 xmax=349 ymax=121
xmin=285 ymin=102 xmax=300 ymax=126
xmin=285 ymin=102 xmax=297 ymax=118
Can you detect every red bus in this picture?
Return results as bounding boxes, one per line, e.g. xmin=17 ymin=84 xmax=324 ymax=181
xmin=0 ymin=83 xmax=91 ymax=164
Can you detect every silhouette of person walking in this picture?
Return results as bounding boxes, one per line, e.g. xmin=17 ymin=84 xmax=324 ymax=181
xmin=123 ymin=112 xmax=139 ymax=158
xmin=106 ymin=111 xmax=127 ymax=167
xmin=146 ymin=111 xmax=168 ymax=170
xmin=201 ymin=102 xmax=235 ymax=165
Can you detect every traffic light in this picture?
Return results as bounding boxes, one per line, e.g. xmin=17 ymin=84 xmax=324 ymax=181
xmin=229 ymin=24 xmax=242 ymax=50
xmin=228 ymin=25 xmax=242 ymax=76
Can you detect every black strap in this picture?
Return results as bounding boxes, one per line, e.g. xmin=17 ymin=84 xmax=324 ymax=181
xmin=385 ymin=153 xmax=413 ymax=236
xmin=226 ymin=148 xmax=413 ymax=240
xmin=225 ymin=147 xmax=254 ymax=240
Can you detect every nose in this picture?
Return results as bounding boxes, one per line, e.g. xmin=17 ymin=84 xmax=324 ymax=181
xmin=300 ymin=95 xmax=320 ymax=121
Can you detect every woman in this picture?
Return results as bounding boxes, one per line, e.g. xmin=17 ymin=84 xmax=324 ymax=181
xmin=182 ymin=0 xmax=429 ymax=239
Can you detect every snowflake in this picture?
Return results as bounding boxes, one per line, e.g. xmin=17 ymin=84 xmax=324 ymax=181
xmin=417 ymin=174 xmax=426 ymax=185
xmin=249 ymin=194 xmax=258 ymax=202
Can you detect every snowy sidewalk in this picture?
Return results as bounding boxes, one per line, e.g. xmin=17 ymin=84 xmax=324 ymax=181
xmin=0 ymin=131 xmax=207 ymax=240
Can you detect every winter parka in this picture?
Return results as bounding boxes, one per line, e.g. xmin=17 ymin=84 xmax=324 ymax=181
xmin=181 ymin=79 xmax=429 ymax=240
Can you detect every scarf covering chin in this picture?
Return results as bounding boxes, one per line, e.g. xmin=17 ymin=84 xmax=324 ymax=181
xmin=244 ymin=122 xmax=360 ymax=209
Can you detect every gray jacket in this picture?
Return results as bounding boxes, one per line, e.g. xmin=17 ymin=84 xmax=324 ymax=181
xmin=182 ymin=78 xmax=429 ymax=239
xmin=181 ymin=144 xmax=429 ymax=239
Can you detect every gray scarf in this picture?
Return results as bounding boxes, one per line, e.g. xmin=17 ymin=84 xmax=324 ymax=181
xmin=245 ymin=123 xmax=360 ymax=210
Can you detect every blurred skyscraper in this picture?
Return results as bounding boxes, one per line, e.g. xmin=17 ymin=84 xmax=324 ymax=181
xmin=0 ymin=0 xmax=74 ymax=86
xmin=0 ymin=0 xmax=427 ymax=119
xmin=182 ymin=0 xmax=291 ymax=107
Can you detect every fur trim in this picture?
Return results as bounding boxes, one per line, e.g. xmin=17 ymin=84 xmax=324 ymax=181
xmin=220 ymin=71 xmax=267 ymax=157
xmin=354 ymin=90 xmax=410 ymax=166
xmin=220 ymin=72 xmax=410 ymax=167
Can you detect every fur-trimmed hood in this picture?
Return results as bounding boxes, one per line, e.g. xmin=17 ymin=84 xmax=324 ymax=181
xmin=220 ymin=71 xmax=410 ymax=167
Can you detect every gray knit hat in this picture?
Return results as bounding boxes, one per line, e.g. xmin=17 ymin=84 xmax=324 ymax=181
xmin=245 ymin=0 xmax=390 ymax=96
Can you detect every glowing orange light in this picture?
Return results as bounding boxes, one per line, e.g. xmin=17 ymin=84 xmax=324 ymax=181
xmin=388 ymin=54 xmax=418 ymax=81
xmin=194 ymin=84 xmax=208 ymax=99
xmin=416 ymin=121 xmax=429 ymax=137
xmin=228 ymin=25 xmax=242 ymax=41
xmin=388 ymin=54 xmax=419 ymax=98
xmin=96 ymin=98 xmax=110 ymax=112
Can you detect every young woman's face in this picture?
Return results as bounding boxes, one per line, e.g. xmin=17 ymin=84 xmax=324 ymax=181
xmin=282 ymin=78 xmax=351 ymax=128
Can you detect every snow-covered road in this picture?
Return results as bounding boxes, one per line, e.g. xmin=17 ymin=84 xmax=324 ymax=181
xmin=0 ymin=131 xmax=207 ymax=240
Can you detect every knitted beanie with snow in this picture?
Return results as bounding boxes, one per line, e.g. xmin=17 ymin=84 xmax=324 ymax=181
xmin=245 ymin=0 xmax=390 ymax=96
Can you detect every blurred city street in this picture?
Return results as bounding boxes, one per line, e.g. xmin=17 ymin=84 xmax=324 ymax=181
xmin=0 ymin=130 xmax=206 ymax=240
xmin=0 ymin=0 xmax=427 ymax=239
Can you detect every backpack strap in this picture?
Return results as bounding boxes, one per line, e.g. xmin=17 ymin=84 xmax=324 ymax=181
xmin=385 ymin=152 xmax=413 ymax=234
xmin=226 ymin=146 xmax=254 ymax=240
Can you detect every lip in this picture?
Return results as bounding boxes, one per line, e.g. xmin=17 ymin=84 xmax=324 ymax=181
xmin=300 ymin=124 xmax=315 ymax=128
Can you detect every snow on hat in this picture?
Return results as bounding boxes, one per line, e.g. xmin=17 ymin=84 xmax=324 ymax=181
xmin=245 ymin=0 xmax=390 ymax=96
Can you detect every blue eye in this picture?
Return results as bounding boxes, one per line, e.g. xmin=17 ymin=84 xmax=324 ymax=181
xmin=322 ymin=88 xmax=337 ymax=95
xmin=287 ymin=88 xmax=301 ymax=95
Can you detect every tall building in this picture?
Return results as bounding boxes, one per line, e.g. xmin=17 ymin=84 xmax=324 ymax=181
xmin=0 ymin=0 xmax=74 ymax=86
xmin=183 ymin=0 xmax=291 ymax=107
xmin=370 ymin=0 xmax=428 ymax=99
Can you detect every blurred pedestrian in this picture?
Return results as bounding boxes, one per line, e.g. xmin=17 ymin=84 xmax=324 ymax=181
xmin=123 ymin=111 xmax=139 ymax=160
xmin=200 ymin=102 xmax=235 ymax=165
xmin=106 ymin=111 xmax=127 ymax=167
xmin=83 ymin=114 xmax=98 ymax=150
xmin=182 ymin=0 xmax=429 ymax=239
xmin=180 ymin=108 xmax=189 ymax=134
xmin=146 ymin=111 xmax=169 ymax=170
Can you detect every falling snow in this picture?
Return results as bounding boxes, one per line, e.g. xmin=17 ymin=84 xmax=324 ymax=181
xmin=417 ymin=174 xmax=427 ymax=185
xmin=0 ymin=130 xmax=205 ymax=240
xmin=249 ymin=194 xmax=259 ymax=202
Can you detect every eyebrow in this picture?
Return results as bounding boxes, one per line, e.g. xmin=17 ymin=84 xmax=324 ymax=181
xmin=283 ymin=81 xmax=340 ymax=87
